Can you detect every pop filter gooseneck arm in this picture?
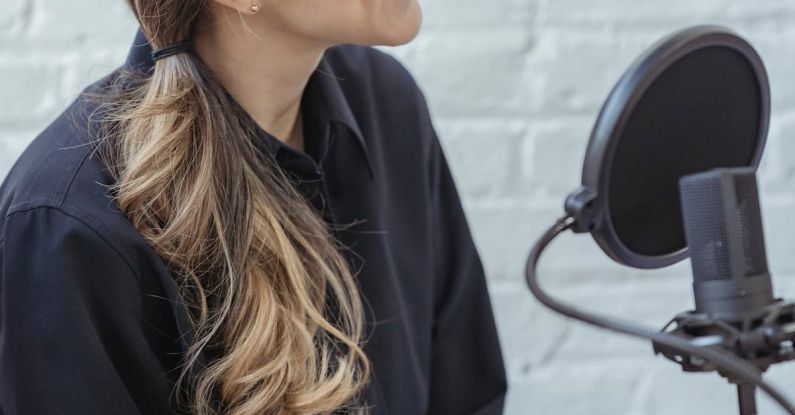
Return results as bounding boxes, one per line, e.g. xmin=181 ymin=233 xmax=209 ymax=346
xmin=524 ymin=214 xmax=795 ymax=415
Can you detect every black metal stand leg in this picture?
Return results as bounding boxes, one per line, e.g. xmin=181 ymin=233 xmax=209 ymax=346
xmin=739 ymin=383 xmax=758 ymax=415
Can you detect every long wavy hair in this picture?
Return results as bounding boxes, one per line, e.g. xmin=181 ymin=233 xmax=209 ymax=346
xmin=86 ymin=1 xmax=371 ymax=414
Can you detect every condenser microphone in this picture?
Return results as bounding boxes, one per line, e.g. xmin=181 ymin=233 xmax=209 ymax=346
xmin=678 ymin=167 xmax=775 ymax=322
xmin=525 ymin=25 xmax=795 ymax=415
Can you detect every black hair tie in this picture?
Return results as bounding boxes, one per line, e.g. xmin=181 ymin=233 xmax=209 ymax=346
xmin=151 ymin=40 xmax=193 ymax=62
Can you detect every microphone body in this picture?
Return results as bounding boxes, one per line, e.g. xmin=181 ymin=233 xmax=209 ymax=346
xmin=679 ymin=167 xmax=774 ymax=322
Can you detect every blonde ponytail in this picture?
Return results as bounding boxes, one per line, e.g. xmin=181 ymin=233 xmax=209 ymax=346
xmin=88 ymin=1 xmax=371 ymax=413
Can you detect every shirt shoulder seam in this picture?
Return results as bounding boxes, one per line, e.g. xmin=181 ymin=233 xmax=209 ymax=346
xmin=56 ymin=134 xmax=97 ymax=209
xmin=3 ymin=204 xmax=144 ymax=289
xmin=25 ymin=94 xmax=101 ymax=210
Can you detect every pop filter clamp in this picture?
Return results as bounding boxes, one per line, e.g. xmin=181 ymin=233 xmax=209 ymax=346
xmin=524 ymin=25 xmax=795 ymax=415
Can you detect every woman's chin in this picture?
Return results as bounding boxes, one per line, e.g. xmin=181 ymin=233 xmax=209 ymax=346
xmin=378 ymin=9 xmax=423 ymax=47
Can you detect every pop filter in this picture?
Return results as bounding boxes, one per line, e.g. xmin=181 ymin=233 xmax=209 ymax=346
xmin=565 ymin=25 xmax=770 ymax=269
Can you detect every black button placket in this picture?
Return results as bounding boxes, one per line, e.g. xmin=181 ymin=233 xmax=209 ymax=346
xmin=289 ymin=171 xmax=329 ymax=223
xmin=309 ymin=124 xmax=337 ymax=228
xmin=313 ymin=154 xmax=338 ymax=228
xmin=316 ymin=166 xmax=339 ymax=229
xmin=275 ymin=136 xmax=336 ymax=228
xmin=305 ymin=170 xmax=334 ymax=226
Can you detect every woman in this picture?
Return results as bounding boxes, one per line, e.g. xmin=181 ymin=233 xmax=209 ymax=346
xmin=0 ymin=1 xmax=506 ymax=414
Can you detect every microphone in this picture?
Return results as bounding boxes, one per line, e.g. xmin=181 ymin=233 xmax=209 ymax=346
xmin=678 ymin=167 xmax=774 ymax=322
xmin=524 ymin=26 xmax=795 ymax=415
xmin=650 ymin=167 xmax=795 ymax=414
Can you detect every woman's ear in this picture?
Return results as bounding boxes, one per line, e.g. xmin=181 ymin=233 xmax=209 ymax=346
xmin=207 ymin=0 xmax=261 ymax=15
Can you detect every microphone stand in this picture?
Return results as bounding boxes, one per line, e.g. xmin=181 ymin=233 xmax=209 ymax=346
xmin=525 ymin=215 xmax=795 ymax=415
xmin=739 ymin=383 xmax=757 ymax=415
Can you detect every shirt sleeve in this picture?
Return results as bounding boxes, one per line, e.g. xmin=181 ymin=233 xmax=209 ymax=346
xmin=426 ymin=127 xmax=508 ymax=414
xmin=0 ymin=206 xmax=147 ymax=415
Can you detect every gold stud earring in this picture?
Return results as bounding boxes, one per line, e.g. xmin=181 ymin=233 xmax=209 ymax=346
xmin=250 ymin=2 xmax=260 ymax=13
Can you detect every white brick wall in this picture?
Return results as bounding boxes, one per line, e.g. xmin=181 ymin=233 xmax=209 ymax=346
xmin=4 ymin=1 xmax=795 ymax=414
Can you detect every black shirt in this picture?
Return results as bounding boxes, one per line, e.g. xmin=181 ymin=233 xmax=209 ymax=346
xmin=0 ymin=29 xmax=507 ymax=415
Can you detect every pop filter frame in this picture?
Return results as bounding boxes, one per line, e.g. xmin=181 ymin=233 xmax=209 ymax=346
xmin=565 ymin=25 xmax=770 ymax=269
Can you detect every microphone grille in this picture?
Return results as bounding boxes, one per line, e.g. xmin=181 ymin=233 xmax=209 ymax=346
xmin=679 ymin=173 xmax=731 ymax=282
xmin=734 ymin=172 xmax=768 ymax=276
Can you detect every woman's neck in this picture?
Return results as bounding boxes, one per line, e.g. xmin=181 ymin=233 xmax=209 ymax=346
xmin=192 ymin=6 xmax=328 ymax=151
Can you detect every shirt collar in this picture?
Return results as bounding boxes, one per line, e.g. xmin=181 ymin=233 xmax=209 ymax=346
xmin=122 ymin=28 xmax=374 ymax=180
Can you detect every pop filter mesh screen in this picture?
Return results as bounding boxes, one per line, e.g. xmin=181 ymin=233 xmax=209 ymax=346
xmin=607 ymin=46 xmax=762 ymax=257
